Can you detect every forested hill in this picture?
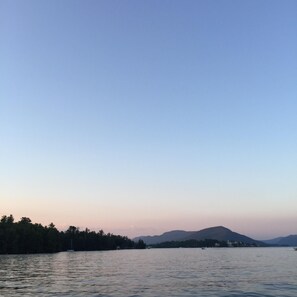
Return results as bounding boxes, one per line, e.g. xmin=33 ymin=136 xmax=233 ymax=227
xmin=262 ymin=235 xmax=297 ymax=246
xmin=134 ymin=226 xmax=264 ymax=246
xmin=0 ymin=215 xmax=145 ymax=254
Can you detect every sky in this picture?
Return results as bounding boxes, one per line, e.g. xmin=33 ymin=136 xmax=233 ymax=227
xmin=1 ymin=0 xmax=297 ymax=240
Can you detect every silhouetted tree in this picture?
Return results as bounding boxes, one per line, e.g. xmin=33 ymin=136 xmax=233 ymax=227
xmin=0 ymin=215 xmax=145 ymax=254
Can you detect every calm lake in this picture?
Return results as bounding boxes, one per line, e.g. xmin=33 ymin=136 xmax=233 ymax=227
xmin=0 ymin=247 xmax=296 ymax=297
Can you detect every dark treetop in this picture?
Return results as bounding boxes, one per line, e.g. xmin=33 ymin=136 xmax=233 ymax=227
xmin=0 ymin=215 xmax=145 ymax=254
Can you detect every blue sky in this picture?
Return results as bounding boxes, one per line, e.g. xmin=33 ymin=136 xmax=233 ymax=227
xmin=1 ymin=0 xmax=297 ymax=239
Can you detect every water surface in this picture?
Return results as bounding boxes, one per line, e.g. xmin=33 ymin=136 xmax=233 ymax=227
xmin=1 ymin=247 xmax=296 ymax=296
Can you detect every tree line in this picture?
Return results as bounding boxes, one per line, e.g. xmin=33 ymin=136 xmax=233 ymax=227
xmin=151 ymin=239 xmax=260 ymax=248
xmin=152 ymin=239 xmax=225 ymax=248
xmin=0 ymin=215 xmax=145 ymax=254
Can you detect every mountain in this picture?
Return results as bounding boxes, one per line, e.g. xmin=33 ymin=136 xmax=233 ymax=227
xmin=262 ymin=237 xmax=284 ymax=245
xmin=134 ymin=226 xmax=263 ymax=246
xmin=133 ymin=230 xmax=194 ymax=245
xmin=263 ymin=235 xmax=297 ymax=246
xmin=183 ymin=226 xmax=262 ymax=245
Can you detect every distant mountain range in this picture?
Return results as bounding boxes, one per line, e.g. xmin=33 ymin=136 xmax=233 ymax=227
xmin=134 ymin=226 xmax=297 ymax=247
xmin=262 ymin=235 xmax=297 ymax=246
xmin=134 ymin=226 xmax=265 ymax=246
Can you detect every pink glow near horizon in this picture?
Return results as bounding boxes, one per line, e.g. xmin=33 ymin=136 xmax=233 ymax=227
xmin=2 ymin=209 xmax=296 ymax=240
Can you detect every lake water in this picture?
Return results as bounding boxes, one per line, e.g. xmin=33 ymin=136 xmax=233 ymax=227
xmin=0 ymin=247 xmax=296 ymax=297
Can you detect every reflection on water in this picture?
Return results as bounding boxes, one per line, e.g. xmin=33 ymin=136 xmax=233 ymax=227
xmin=1 ymin=248 xmax=297 ymax=296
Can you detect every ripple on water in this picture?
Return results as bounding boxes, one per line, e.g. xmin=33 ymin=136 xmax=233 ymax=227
xmin=0 ymin=248 xmax=297 ymax=297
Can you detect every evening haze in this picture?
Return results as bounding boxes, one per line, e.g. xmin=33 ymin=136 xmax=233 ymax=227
xmin=1 ymin=1 xmax=296 ymax=240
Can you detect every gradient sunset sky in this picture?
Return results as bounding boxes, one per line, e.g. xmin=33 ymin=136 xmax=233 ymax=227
xmin=1 ymin=0 xmax=296 ymax=239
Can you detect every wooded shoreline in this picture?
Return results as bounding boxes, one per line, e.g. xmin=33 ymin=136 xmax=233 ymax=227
xmin=0 ymin=215 xmax=146 ymax=254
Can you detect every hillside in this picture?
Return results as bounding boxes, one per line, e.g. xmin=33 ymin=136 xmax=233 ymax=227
xmin=134 ymin=226 xmax=264 ymax=246
xmin=133 ymin=230 xmax=194 ymax=245
xmin=184 ymin=226 xmax=262 ymax=245
xmin=263 ymin=235 xmax=297 ymax=246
